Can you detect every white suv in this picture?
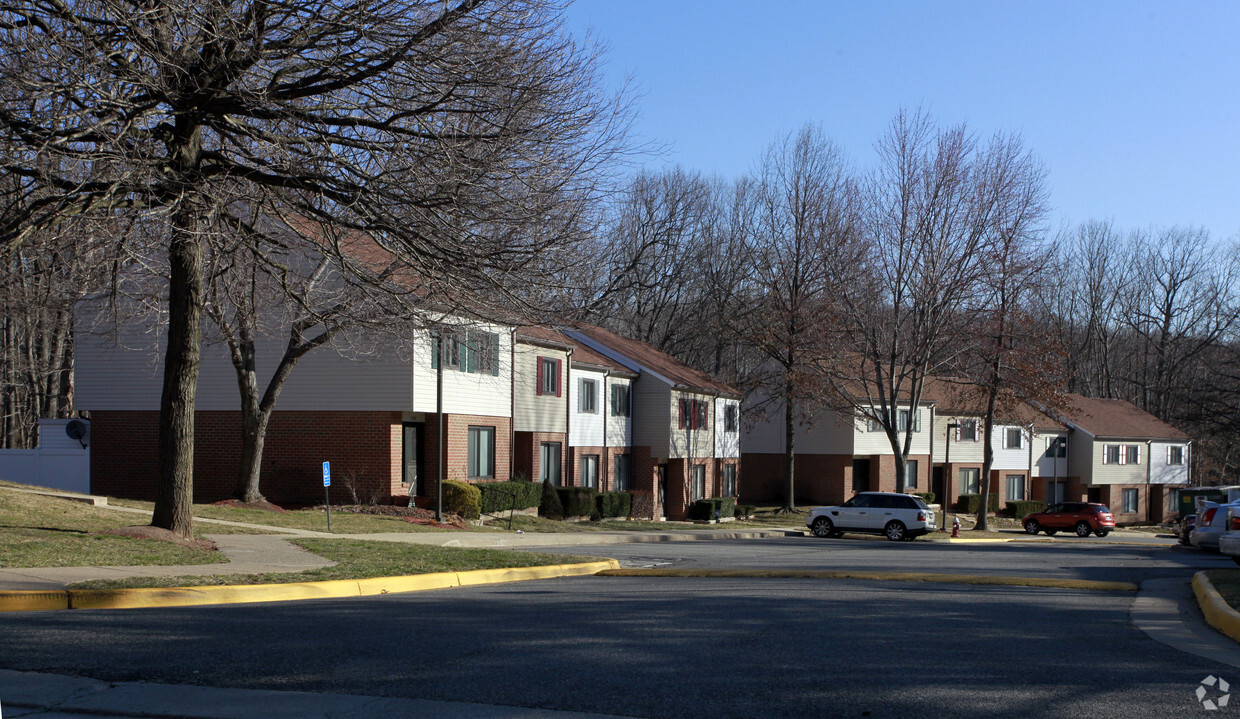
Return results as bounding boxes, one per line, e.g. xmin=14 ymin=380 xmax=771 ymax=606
xmin=806 ymin=492 xmax=937 ymax=541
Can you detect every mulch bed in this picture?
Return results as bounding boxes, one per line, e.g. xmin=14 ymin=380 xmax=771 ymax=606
xmin=210 ymin=498 xmax=288 ymax=513
xmin=101 ymin=525 xmax=219 ymax=551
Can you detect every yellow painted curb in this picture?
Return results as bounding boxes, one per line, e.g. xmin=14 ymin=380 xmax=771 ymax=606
xmin=1193 ymin=572 xmax=1240 ymax=643
xmin=597 ymin=568 xmax=1137 ymax=592
xmin=0 ymin=560 xmax=620 ymax=612
xmin=0 ymin=590 xmax=69 ymax=612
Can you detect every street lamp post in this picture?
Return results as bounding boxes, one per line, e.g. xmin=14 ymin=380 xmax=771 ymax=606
xmin=943 ymin=423 xmax=958 ymax=530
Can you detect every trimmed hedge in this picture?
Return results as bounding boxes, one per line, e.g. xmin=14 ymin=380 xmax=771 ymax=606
xmin=913 ymin=492 xmax=936 ymax=505
xmin=595 ymin=491 xmax=632 ymax=519
xmin=538 ymin=478 xmax=564 ymax=519
xmin=688 ymin=497 xmax=737 ymax=521
xmin=478 ymin=480 xmax=542 ymax=514
xmin=1007 ymin=500 xmax=1046 ymax=518
xmin=555 ymin=486 xmax=599 ymax=518
xmin=442 ymin=480 xmax=481 ymax=520
xmin=956 ymin=493 xmax=1000 ymax=514
xmin=735 ymin=504 xmax=756 ymax=518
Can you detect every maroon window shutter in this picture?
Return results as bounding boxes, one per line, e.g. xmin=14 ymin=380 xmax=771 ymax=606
xmin=692 ymin=400 xmax=700 ymax=430
xmin=555 ymin=358 xmax=562 ymax=397
xmin=536 ymin=356 xmax=544 ymax=396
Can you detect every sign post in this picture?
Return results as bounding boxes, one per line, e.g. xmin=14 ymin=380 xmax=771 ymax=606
xmin=322 ymin=461 xmax=332 ymax=533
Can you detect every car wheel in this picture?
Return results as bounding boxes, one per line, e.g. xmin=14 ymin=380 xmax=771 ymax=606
xmin=1095 ymin=529 xmax=1111 ymax=538
xmin=1075 ymin=522 xmax=1092 ymax=537
xmin=1044 ymin=529 xmax=1058 ymax=536
xmin=1024 ymin=520 xmax=1040 ymax=535
xmin=811 ymin=517 xmax=834 ymax=538
xmin=885 ymin=521 xmax=907 ymax=541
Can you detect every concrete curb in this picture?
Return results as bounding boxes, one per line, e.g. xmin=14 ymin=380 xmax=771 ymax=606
xmin=1193 ymin=571 xmax=1240 ymax=643
xmin=0 ymin=560 xmax=619 ymax=612
xmin=597 ymin=567 xmax=1139 ymax=592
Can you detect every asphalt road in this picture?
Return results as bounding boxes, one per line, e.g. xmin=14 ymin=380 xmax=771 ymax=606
xmin=1 ymin=538 xmax=1236 ymax=719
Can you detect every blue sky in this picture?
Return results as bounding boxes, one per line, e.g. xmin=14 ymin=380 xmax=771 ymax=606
xmin=564 ymin=0 xmax=1240 ymax=240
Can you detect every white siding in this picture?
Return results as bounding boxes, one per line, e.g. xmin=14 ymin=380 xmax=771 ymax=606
xmin=1033 ymin=431 xmax=1070 ymax=478
xmin=1149 ymin=441 xmax=1190 ymax=485
xmin=605 ymin=377 xmax=634 ymax=448
xmin=714 ymin=398 xmax=741 ymax=459
xmin=856 ymin=405 xmax=931 ymax=456
xmin=991 ymin=425 xmax=1033 ymax=471
xmin=569 ymin=367 xmax=606 ymax=447
xmin=511 ymin=343 xmax=567 ymax=432
xmin=77 ymin=324 xmax=414 ymax=411
xmin=411 ymin=325 xmax=511 ymax=417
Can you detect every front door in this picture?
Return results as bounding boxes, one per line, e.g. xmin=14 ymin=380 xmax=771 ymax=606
xmin=402 ymin=422 xmax=424 ymax=498
xmin=852 ymin=459 xmax=871 ymax=493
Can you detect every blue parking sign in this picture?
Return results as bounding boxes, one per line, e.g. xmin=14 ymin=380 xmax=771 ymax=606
xmin=322 ymin=461 xmax=331 ymax=487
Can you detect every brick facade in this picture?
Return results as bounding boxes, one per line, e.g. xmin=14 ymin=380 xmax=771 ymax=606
xmin=513 ymin=431 xmax=567 ymax=484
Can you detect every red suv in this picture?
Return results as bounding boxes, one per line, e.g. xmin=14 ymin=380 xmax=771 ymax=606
xmin=1023 ymin=502 xmax=1115 ymax=538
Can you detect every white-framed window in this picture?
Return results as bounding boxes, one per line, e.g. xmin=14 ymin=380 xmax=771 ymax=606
xmin=724 ymin=404 xmax=739 ymax=433
xmin=1046 ymin=436 xmax=1066 ymax=458
xmin=866 ymin=417 xmax=882 ymax=432
xmin=1006 ymin=474 xmax=1025 ymax=501
xmin=1169 ymin=445 xmax=1185 ymax=465
xmin=1104 ymin=445 xmax=1121 ymax=464
xmin=1004 ymin=428 xmax=1024 ymax=449
xmin=579 ymin=378 xmax=597 ymax=413
xmin=537 ymin=356 xmax=560 ymax=397
xmin=1124 ymin=445 xmax=1141 ymax=464
xmin=691 ymin=465 xmax=706 ymax=500
xmin=958 ymin=419 xmax=979 ymax=442
xmin=431 ymin=329 xmax=499 ymax=376
xmin=898 ymin=409 xmax=921 ymax=432
xmin=1122 ymin=488 xmax=1139 ymax=513
xmin=610 ymin=383 xmax=631 ymax=417
xmin=723 ymin=463 xmax=737 ymax=496
xmin=581 ymin=454 xmax=599 ymax=489
xmin=959 ymin=467 xmax=980 ymax=494
xmin=467 ymin=426 xmax=495 ymax=479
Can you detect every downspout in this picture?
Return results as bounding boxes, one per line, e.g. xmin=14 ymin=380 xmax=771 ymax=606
xmin=602 ymin=369 xmax=610 ymax=490
xmin=928 ymin=404 xmax=935 ymax=497
xmin=509 ymin=329 xmax=516 ymax=483
xmin=436 ymin=333 xmax=444 ymax=523
xmin=564 ymin=348 xmax=573 ymax=485
xmin=1146 ymin=439 xmax=1152 ymax=523
xmin=1026 ymin=423 xmax=1034 ymax=502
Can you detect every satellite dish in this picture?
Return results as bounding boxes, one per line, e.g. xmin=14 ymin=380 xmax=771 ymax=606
xmin=65 ymin=420 xmax=88 ymax=448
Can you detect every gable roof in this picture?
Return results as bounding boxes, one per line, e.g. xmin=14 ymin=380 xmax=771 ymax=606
xmin=564 ymin=324 xmax=740 ymax=397
xmin=921 ymin=378 xmax=1067 ymax=432
xmin=1056 ymin=394 xmax=1190 ymax=441
xmin=516 ymin=325 xmax=637 ymax=376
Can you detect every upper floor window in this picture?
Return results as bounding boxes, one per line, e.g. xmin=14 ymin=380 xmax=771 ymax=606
xmin=1046 ymin=436 xmax=1066 ymax=458
xmin=579 ymin=378 xmax=597 ymax=413
xmin=611 ymin=383 xmax=631 ymax=417
xmin=1169 ymin=446 xmax=1185 ymax=465
xmin=536 ymin=356 xmax=561 ymax=397
xmin=957 ymin=419 xmax=979 ymax=442
xmin=1124 ymin=444 xmax=1141 ymax=464
xmin=897 ymin=409 xmax=921 ymax=432
xmin=679 ymin=397 xmax=710 ymax=430
xmin=724 ymin=404 xmax=739 ymax=433
xmin=1004 ymin=428 xmax=1024 ymax=449
xmin=431 ymin=329 xmax=499 ymax=376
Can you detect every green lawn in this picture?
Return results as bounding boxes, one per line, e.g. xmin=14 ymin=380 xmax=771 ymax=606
xmin=68 ymin=539 xmax=603 ymax=589
xmin=0 ymin=489 xmax=225 ymax=568
xmin=109 ymin=497 xmax=458 ymax=535
xmin=1206 ymin=569 xmax=1240 ymax=611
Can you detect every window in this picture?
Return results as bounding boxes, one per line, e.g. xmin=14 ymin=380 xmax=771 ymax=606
xmin=580 ymin=378 xmax=597 ymax=414
xmin=959 ymin=467 xmax=980 ymax=494
xmin=1004 ymin=428 xmax=1024 ymax=450
xmin=1046 ymin=436 xmax=1066 ymax=458
xmin=610 ymin=383 xmax=631 ymax=417
xmin=723 ymin=464 xmax=737 ymax=496
xmin=537 ymin=356 xmax=561 ymax=397
xmin=724 ymin=404 xmax=739 ymax=433
xmin=1104 ymin=445 xmax=1121 ymax=464
xmin=467 ymin=426 xmax=494 ymax=479
xmin=401 ymin=424 xmax=419 ymax=489
xmin=866 ymin=417 xmax=882 ymax=432
xmin=904 ymin=460 xmax=918 ymax=490
xmin=1169 ymin=446 xmax=1185 ymax=465
xmin=679 ymin=397 xmax=709 ymax=430
xmin=614 ymin=454 xmax=631 ymax=491
xmin=691 ymin=465 xmax=706 ymax=500
xmin=540 ymin=442 xmax=561 ymax=485
xmin=1124 ymin=445 xmax=1141 ymax=464
xmin=1006 ymin=474 xmax=1025 ymax=501
xmin=898 ymin=409 xmax=921 ymax=432
xmin=958 ymin=419 xmax=979 ymax=442
xmin=581 ymin=454 xmax=599 ymax=489
xmin=431 ymin=329 xmax=498 ymax=376
xmin=696 ymin=399 xmax=709 ymax=430
xmin=1122 ymin=488 xmax=1139 ymax=513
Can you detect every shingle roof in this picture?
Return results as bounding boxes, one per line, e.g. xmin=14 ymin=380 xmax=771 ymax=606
xmin=566 ymin=324 xmax=740 ymax=397
xmin=515 ymin=325 xmax=637 ymax=375
xmin=1057 ymin=394 xmax=1190 ymax=440
xmin=921 ymin=378 xmax=1067 ymax=431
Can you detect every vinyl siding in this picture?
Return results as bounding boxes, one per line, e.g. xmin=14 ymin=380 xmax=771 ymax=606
xmin=511 ymin=343 xmax=567 ymax=433
xmin=1088 ymin=438 xmax=1147 ymax=485
xmin=714 ymin=398 xmax=741 ymax=459
xmin=77 ymin=323 xmax=414 ymax=411
xmin=1149 ymin=441 xmax=1190 ymax=485
xmin=856 ymin=406 xmax=931 ymax=456
xmin=928 ymin=414 xmax=983 ymax=462
xmin=670 ymin=390 xmax=714 ymax=459
xmin=990 ymin=425 xmax=1033 ymax=471
xmin=605 ymin=377 xmax=634 ymax=448
xmin=1033 ymin=431 xmax=1070 ymax=478
xmin=569 ymin=367 xmax=606 ymax=447
xmin=411 ymin=325 xmax=511 ymax=417
xmin=631 ymin=379 xmax=671 ymax=459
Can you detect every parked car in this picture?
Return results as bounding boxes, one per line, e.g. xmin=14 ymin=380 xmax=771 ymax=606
xmin=806 ymin=492 xmax=936 ymax=541
xmin=1216 ymin=508 xmax=1240 ymax=565
xmin=1179 ymin=514 xmax=1197 ymax=545
xmin=1022 ymin=502 xmax=1115 ymax=537
xmin=1190 ymin=501 xmax=1240 ymax=550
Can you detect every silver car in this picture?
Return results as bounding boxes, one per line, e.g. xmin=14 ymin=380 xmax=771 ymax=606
xmin=1190 ymin=501 xmax=1240 ymax=549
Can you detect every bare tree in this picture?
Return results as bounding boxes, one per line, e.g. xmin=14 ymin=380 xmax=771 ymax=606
xmin=743 ymin=124 xmax=861 ymax=512
xmin=1 ymin=0 xmax=630 ymax=538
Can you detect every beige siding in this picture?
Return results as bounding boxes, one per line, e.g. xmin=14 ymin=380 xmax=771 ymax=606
xmin=631 ymin=379 xmax=671 ymax=459
xmin=511 ymin=343 xmax=567 ymax=433
xmin=1087 ymin=439 xmax=1147 ymax=485
xmin=411 ymin=325 xmax=511 ymax=417
xmin=670 ymin=390 xmax=715 ymax=459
